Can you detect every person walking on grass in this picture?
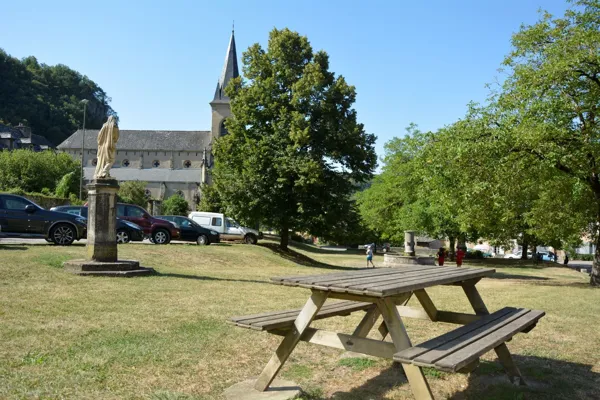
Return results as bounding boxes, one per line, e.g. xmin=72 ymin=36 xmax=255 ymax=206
xmin=366 ymin=244 xmax=376 ymax=268
xmin=456 ymin=247 xmax=465 ymax=267
xmin=437 ymin=247 xmax=447 ymax=266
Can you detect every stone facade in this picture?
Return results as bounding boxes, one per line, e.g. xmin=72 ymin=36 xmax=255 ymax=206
xmin=57 ymin=31 xmax=239 ymax=209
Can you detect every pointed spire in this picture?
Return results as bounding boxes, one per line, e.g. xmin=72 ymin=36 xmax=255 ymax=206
xmin=213 ymin=29 xmax=239 ymax=102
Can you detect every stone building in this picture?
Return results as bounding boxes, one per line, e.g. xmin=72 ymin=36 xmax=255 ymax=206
xmin=57 ymin=31 xmax=239 ymax=208
xmin=0 ymin=123 xmax=53 ymax=151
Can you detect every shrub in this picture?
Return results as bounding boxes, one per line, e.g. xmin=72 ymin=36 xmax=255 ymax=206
xmin=55 ymin=170 xmax=81 ymax=199
xmin=162 ymin=194 xmax=189 ymax=216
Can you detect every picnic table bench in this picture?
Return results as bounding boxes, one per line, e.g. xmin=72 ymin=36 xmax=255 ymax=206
xmin=229 ymin=265 xmax=545 ymax=400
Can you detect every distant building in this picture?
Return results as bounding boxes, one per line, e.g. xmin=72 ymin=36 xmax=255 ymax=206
xmin=57 ymin=30 xmax=240 ymax=208
xmin=0 ymin=123 xmax=53 ymax=151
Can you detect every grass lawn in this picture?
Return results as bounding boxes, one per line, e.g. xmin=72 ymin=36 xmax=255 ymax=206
xmin=1 ymin=240 xmax=599 ymax=399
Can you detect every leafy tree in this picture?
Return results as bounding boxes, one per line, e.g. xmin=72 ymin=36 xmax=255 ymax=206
xmin=212 ymin=28 xmax=377 ymax=249
xmin=0 ymin=149 xmax=79 ymax=193
xmin=492 ymin=0 xmax=600 ymax=284
xmin=198 ymin=183 xmax=224 ymax=213
xmin=117 ymin=181 xmax=148 ymax=208
xmin=0 ymin=49 xmax=117 ymax=145
xmin=55 ymin=170 xmax=81 ymax=199
xmin=162 ymin=194 xmax=189 ymax=216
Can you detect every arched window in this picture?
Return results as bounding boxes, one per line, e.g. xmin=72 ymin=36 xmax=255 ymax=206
xmin=152 ymin=160 xmax=160 ymax=168
xmin=122 ymin=159 xmax=130 ymax=167
xmin=220 ymin=119 xmax=229 ymax=136
xmin=183 ymin=160 xmax=191 ymax=168
xmin=92 ymin=158 xmax=98 ymax=166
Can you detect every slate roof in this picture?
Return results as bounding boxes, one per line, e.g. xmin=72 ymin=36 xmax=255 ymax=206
xmin=212 ymin=30 xmax=239 ymax=103
xmin=57 ymin=129 xmax=212 ymax=151
xmin=0 ymin=123 xmax=54 ymax=149
xmin=83 ymin=167 xmax=203 ymax=183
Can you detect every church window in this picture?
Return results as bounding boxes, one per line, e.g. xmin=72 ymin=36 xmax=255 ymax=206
xmin=122 ymin=159 xmax=130 ymax=167
xmin=183 ymin=160 xmax=191 ymax=168
xmin=92 ymin=158 xmax=98 ymax=166
xmin=152 ymin=160 xmax=160 ymax=168
xmin=176 ymin=190 xmax=184 ymax=197
xmin=144 ymin=189 xmax=151 ymax=198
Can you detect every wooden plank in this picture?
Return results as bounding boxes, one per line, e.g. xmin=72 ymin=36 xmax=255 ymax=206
xmin=269 ymin=328 xmax=397 ymax=359
xmin=414 ymin=289 xmax=438 ymax=321
xmin=362 ymin=268 xmax=492 ymax=292
xmin=394 ymin=307 xmax=517 ymax=362
xmin=433 ymin=310 xmax=545 ymax=372
xmin=379 ymin=269 xmax=494 ymax=297
xmin=231 ymin=301 xmax=371 ymax=330
xmin=324 ymin=268 xmax=460 ymax=292
xmin=272 ymin=265 xmax=432 ymax=284
xmin=305 ymin=266 xmax=457 ymax=288
xmin=254 ymin=290 xmax=329 ymax=391
xmin=230 ymin=301 xmax=367 ymax=324
xmin=412 ymin=309 xmax=532 ymax=366
xmin=377 ymin=298 xmax=434 ymax=400
xmin=326 ymin=292 xmax=383 ymax=303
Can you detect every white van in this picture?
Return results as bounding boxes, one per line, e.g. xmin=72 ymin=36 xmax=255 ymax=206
xmin=188 ymin=212 xmax=259 ymax=244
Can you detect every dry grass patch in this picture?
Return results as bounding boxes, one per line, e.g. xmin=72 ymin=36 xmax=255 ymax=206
xmin=0 ymin=240 xmax=599 ymax=399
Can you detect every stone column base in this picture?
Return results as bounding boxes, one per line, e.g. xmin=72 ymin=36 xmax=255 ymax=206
xmin=63 ymin=259 xmax=156 ymax=277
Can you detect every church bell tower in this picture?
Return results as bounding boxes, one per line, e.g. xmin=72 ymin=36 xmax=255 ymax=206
xmin=210 ymin=29 xmax=239 ymax=142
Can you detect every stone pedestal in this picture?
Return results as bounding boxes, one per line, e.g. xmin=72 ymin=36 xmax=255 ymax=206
xmin=87 ymin=179 xmax=119 ymax=262
xmin=383 ymin=254 xmax=436 ymax=267
xmin=404 ymin=230 xmax=416 ymax=256
xmin=64 ymin=179 xmax=155 ymax=277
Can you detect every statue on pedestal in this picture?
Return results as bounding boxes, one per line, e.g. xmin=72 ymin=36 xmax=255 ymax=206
xmin=94 ymin=116 xmax=119 ymax=179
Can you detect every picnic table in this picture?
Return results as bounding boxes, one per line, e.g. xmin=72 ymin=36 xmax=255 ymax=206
xmin=229 ymin=265 xmax=545 ymax=399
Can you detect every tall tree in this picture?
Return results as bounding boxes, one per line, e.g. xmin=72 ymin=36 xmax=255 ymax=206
xmin=0 ymin=49 xmax=116 ymax=145
xmin=212 ymin=28 xmax=377 ymax=249
xmin=497 ymin=0 xmax=600 ymax=284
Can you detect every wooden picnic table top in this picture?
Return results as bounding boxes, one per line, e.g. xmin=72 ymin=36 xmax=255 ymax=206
xmin=271 ymin=265 xmax=496 ymax=297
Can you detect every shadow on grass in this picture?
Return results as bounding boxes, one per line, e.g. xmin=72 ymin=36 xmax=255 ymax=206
xmin=0 ymin=244 xmax=28 ymax=251
xmin=288 ymin=241 xmax=363 ymax=255
xmin=156 ymin=272 xmax=269 ymax=285
xmin=313 ymin=355 xmax=598 ymax=400
xmin=491 ymin=273 xmax=550 ymax=281
xmin=259 ymin=243 xmax=359 ymax=271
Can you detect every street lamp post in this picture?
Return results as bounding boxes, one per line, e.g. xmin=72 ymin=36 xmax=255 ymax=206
xmin=80 ymin=99 xmax=89 ymax=200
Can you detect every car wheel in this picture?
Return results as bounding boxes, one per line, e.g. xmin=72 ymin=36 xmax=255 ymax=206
xmin=116 ymin=229 xmax=131 ymax=244
xmin=244 ymin=234 xmax=257 ymax=245
xmin=152 ymin=229 xmax=170 ymax=245
xmin=197 ymin=234 xmax=209 ymax=245
xmin=51 ymin=224 xmax=75 ymax=246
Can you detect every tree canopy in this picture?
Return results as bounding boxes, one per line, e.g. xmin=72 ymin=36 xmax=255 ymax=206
xmin=211 ymin=28 xmax=377 ymax=249
xmin=0 ymin=49 xmax=117 ymax=145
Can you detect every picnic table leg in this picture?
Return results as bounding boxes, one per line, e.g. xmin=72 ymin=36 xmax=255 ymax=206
xmin=352 ymin=304 xmax=381 ymax=337
xmin=462 ymin=282 xmax=526 ymax=385
xmin=377 ymin=298 xmax=434 ymax=400
xmin=253 ymin=290 xmax=329 ymax=392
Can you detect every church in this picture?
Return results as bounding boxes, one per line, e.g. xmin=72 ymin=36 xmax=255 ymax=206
xmin=57 ymin=31 xmax=239 ymax=208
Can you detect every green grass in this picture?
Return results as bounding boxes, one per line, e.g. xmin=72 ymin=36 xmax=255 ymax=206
xmin=0 ymin=240 xmax=599 ymax=399
xmin=337 ymin=357 xmax=378 ymax=371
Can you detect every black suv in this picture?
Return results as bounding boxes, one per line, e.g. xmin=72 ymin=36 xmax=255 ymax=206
xmin=50 ymin=206 xmax=144 ymax=244
xmin=0 ymin=194 xmax=87 ymax=245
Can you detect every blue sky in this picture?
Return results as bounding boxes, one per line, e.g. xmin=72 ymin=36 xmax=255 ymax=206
xmin=3 ymin=0 xmax=570 ymax=161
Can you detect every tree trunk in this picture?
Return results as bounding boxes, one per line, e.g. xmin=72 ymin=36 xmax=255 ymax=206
xmin=592 ymin=234 xmax=600 ymax=286
xmin=449 ymin=236 xmax=456 ymax=262
xmin=520 ymin=234 xmax=529 ymax=260
xmin=280 ymin=220 xmax=289 ymax=250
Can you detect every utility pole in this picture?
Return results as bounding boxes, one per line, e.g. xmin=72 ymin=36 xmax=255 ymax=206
xmin=80 ymin=99 xmax=89 ymax=200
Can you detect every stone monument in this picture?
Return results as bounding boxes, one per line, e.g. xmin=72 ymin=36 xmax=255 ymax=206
xmin=383 ymin=230 xmax=435 ymax=267
xmin=64 ymin=116 xmax=155 ymax=276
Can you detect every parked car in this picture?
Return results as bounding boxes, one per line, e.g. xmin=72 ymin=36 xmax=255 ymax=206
xmin=188 ymin=211 xmax=259 ymax=244
xmin=156 ymin=215 xmax=220 ymax=245
xmin=0 ymin=194 xmax=87 ymax=245
xmin=504 ymin=251 xmax=533 ymax=259
xmin=116 ymin=203 xmax=180 ymax=244
xmin=50 ymin=205 xmax=144 ymax=244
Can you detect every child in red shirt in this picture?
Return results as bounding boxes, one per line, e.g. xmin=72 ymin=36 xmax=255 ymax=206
xmin=437 ymin=247 xmax=447 ymax=266
xmin=456 ymin=248 xmax=465 ymax=267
